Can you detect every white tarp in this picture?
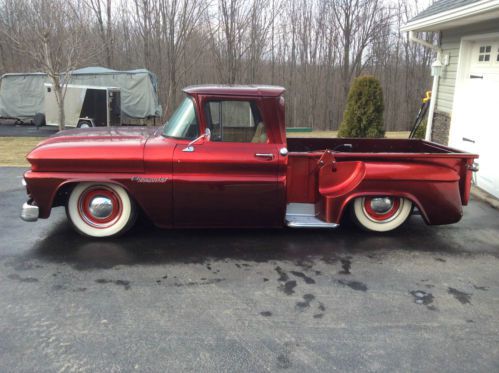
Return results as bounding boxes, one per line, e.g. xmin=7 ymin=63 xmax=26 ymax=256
xmin=0 ymin=67 xmax=162 ymax=119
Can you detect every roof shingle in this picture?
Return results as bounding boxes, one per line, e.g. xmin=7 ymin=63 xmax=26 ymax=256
xmin=411 ymin=0 xmax=481 ymax=21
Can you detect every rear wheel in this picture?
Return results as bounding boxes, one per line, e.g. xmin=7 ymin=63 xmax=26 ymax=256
xmin=351 ymin=196 xmax=412 ymax=232
xmin=66 ymin=182 xmax=137 ymax=237
xmin=77 ymin=119 xmax=94 ymax=128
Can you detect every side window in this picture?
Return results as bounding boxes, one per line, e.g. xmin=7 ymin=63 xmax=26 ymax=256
xmin=478 ymin=45 xmax=492 ymax=62
xmin=205 ymin=100 xmax=268 ymax=143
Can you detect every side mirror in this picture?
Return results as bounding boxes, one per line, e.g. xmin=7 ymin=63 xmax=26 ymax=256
xmin=183 ymin=128 xmax=211 ymax=152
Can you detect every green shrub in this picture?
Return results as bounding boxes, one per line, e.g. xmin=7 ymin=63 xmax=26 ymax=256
xmin=338 ymin=76 xmax=385 ymax=138
xmin=413 ymin=118 xmax=427 ymax=139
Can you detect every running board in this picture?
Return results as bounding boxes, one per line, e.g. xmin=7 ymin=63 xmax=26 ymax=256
xmin=285 ymin=203 xmax=339 ymax=228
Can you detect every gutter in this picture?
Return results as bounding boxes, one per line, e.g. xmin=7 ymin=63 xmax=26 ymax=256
xmin=408 ymin=31 xmax=442 ymax=141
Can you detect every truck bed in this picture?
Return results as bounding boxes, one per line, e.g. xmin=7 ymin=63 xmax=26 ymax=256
xmin=287 ymin=137 xmax=462 ymax=154
xmin=285 ymin=137 xmax=477 ymax=211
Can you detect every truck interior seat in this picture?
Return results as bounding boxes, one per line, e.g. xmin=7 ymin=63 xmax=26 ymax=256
xmin=251 ymin=122 xmax=267 ymax=143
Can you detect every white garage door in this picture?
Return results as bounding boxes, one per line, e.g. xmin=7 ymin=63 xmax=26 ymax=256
xmin=450 ymin=39 xmax=499 ymax=199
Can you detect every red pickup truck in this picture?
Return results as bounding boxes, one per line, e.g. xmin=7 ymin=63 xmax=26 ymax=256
xmin=21 ymin=85 xmax=478 ymax=238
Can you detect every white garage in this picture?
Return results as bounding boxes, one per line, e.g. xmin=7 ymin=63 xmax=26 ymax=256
xmin=402 ymin=0 xmax=499 ymax=199
xmin=451 ymin=37 xmax=499 ymax=198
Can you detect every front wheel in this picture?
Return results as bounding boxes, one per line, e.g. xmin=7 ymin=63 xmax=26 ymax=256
xmin=66 ymin=182 xmax=137 ymax=238
xmin=351 ymin=196 xmax=413 ymax=232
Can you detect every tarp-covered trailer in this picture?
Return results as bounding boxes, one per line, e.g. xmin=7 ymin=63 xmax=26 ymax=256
xmin=44 ymin=83 xmax=122 ymax=128
xmin=0 ymin=67 xmax=162 ymax=124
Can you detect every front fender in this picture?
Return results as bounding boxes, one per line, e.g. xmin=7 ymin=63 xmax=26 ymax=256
xmin=24 ymin=171 xmax=173 ymax=227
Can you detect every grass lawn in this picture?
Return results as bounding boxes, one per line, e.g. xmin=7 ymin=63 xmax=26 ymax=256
xmin=0 ymin=131 xmax=411 ymax=167
xmin=0 ymin=137 xmax=43 ymax=167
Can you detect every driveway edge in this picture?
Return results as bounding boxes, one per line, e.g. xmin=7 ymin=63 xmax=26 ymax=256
xmin=471 ymin=186 xmax=499 ymax=210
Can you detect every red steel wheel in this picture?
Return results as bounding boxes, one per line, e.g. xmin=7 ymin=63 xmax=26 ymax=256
xmin=66 ymin=182 xmax=136 ymax=237
xmin=352 ymin=196 xmax=413 ymax=232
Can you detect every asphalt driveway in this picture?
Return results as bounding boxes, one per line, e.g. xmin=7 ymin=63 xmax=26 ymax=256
xmin=0 ymin=122 xmax=58 ymax=137
xmin=1 ymin=167 xmax=498 ymax=372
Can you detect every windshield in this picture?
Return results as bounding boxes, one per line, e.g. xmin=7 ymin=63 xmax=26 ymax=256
xmin=162 ymin=97 xmax=199 ymax=139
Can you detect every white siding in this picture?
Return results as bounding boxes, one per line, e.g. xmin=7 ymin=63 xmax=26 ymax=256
xmin=437 ymin=19 xmax=499 ymax=113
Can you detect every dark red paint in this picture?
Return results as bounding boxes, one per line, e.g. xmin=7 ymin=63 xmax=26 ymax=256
xmin=24 ymin=85 xmax=478 ymax=228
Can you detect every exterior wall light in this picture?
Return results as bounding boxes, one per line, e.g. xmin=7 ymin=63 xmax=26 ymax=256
xmin=431 ymin=58 xmax=443 ymax=77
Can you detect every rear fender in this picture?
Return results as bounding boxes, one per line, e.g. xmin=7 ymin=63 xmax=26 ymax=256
xmin=319 ymin=161 xmax=463 ymax=225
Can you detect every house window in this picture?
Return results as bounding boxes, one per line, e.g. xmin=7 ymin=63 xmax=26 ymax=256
xmin=478 ymin=45 xmax=491 ymax=62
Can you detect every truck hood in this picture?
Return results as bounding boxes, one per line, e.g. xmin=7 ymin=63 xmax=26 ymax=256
xmin=27 ymin=127 xmax=161 ymax=172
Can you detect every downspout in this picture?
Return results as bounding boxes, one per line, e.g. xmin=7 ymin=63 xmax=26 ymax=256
xmin=408 ymin=31 xmax=442 ymax=141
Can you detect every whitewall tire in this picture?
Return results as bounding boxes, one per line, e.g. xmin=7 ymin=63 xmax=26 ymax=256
xmin=352 ymin=196 xmax=412 ymax=232
xmin=66 ymin=182 xmax=136 ymax=238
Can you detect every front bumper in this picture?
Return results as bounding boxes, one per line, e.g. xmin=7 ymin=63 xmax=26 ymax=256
xmin=21 ymin=201 xmax=39 ymax=222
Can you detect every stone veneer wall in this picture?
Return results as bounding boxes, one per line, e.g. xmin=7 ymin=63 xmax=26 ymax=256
xmin=431 ymin=110 xmax=451 ymax=145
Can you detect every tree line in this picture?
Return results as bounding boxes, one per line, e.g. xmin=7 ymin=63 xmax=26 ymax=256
xmin=0 ymin=0 xmax=435 ymax=131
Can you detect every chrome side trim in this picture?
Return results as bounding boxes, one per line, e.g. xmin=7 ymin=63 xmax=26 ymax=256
xmin=255 ymin=153 xmax=274 ymax=159
xmin=21 ymin=202 xmax=39 ymax=222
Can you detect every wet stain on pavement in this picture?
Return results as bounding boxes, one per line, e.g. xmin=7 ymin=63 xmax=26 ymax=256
xmin=10 ymin=261 xmax=43 ymax=271
xmin=339 ymin=258 xmax=352 ymax=274
xmin=173 ymin=278 xmax=225 ymax=287
xmin=276 ymin=353 xmax=292 ymax=369
xmin=7 ymin=273 xmax=39 ymax=283
xmin=337 ymin=279 xmax=367 ymax=292
xmin=280 ymin=280 xmax=297 ymax=295
xmin=295 ymin=259 xmax=314 ymax=270
xmin=410 ymin=290 xmax=436 ymax=310
xmin=96 ymin=278 xmax=131 ymax=290
xmin=473 ymin=285 xmax=488 ymax=291
xmin=275 ymin=266 xmax=289 ymax=282
xmin=295 ymin=293 xmax=315 ymax=311
xmin=313 ymin=302 xmax=326 ymax=319
xmin=448 ymin=287 xmax=472 ymax=304
xmin=321 ymin=255 xmax=338 ymax=265
xmin=260 ymin=311 xmax=272 ymax=317
xmin=290 ymin=271 xmax=316 ymax=284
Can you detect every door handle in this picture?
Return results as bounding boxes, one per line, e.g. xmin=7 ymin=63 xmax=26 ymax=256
xmin=255 ymin=153 xmax=274 ymax=160
xmin=462 ymin=137 xmax=475 ymax=143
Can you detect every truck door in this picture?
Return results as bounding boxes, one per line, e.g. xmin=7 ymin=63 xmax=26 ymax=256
xmin=173 ymin=98 xmax=284 ymax=227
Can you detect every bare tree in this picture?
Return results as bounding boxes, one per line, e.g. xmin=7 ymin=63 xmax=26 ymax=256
xmin=85 ymin=0 xmax=114 ymax=67
xmin=159 ymin=0 xmax=208 ymax=114
xmin=209 ymin=0 xmax=253 ymax=84
xmin=331 ymin=0 xmax=391 ymax=99
xmin=0 ymin=0 xmax=100 ymax=130
xmin=0 ymin=0 xmax=434 ymax=132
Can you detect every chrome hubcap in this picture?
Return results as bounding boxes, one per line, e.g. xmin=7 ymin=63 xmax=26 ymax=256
xmin=88 ymin=196 xmax=113 ymax=219
xmin=370 ymin=197 xmax=394 ymax=214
